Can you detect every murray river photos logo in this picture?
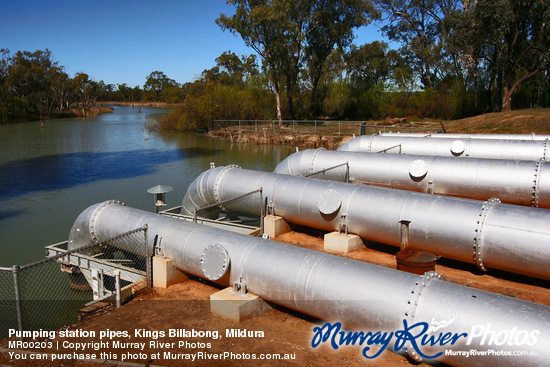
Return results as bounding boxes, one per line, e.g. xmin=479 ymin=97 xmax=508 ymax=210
xmin=310 ymin=318 xmax=540 ymax=360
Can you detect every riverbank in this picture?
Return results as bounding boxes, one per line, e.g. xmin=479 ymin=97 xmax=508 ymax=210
xmin=1 ymin=106 xmax=113 ymax=124
xmin=207 ymin=130 xmax=351 ymax=150
xmin=204 ymin=109 xmax=550 ymax=149
xmin=97 ymin=101 xmax=179 ymax=108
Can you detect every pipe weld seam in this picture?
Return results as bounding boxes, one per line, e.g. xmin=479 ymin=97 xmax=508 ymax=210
xmin=405 ymin=271 xmax=442 ymax=362
xmin=89 ymin=200 xmax=125 ymax=242
xmin=213 ymin=165 xmax=240 ymax=202
xmin=532 ymin=160 xmax=543 ymax=207
xmin=309 ymin=148 xmax=324 ymax=175
xmin=473 ymin=197 xmax=501 ymax=271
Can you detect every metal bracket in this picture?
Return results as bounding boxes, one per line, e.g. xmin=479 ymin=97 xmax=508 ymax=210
xmin=473 ymin=197 xmax=500 ymax=272
xmin=266 ymin=201 xmax=276 ymax=216
xmin=338 ymin=214 xmax=348 ymax=235
xmin=426 ymin=180 xmax=434 ymax=194
xmin=232 ymin=278 xmax=248 ymax=297
xmin=405 ymin=271 xmax=442 ymax=362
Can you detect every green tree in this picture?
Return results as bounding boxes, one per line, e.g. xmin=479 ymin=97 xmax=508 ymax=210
xmin=217 ymin=0 xmax=302 ymax=120
xmin=6 ymin=49 xmax=58 ymax=118
xmin=304 ymin=0 xmax=376 ymax=117
xmin=376 ymin=0 xmax=458 ymax=89
xmin=143 ymin=71 xmax=177 ymax=101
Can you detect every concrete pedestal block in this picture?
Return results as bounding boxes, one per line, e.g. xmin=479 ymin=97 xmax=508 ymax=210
xmin=324 ymin=232 xmax=364 ymax=253
xmin=263 ymin=215 xmax=290 ymax=238
xmin=152 ymin=256 xmax=187 ymax=288
xmin=210 ymin=287 xmax=271 ymax=322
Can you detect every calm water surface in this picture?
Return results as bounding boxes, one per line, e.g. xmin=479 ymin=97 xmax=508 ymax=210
xmin=0 ymin=105 xmax=293 ymax=266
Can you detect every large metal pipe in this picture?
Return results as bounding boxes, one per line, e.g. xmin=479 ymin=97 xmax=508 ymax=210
xmin=337 ymin=134 xmax=550 ymax=161
xmin=274 ymin=148 xmax=550 ymax=208
xmin=181 ymin=166 xmax=550 ymax=281
xmin=69 ymin=200 xmax=550 ymax=366
xmin=380 ymin=132 xmax=550 ymax=141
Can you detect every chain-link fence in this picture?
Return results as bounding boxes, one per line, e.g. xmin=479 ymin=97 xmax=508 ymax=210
xmin=211 ymin=120 xmax=444 ymax=136
xmin=0 ymin=227 xmax=148 ymax=339
xmin=193 ymin=189 xmax=264 ymax=235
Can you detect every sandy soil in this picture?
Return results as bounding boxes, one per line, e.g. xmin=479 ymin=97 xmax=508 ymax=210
xmin=0 ymin=228 xmax=547 ymax=367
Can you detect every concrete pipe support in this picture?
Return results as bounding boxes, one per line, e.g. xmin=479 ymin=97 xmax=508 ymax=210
xmin=274 ymin=149 xmax=550 ymax=208
xmin=337 ymin=134 xmax=550 ymax=161
xmin=181 ymin=166 xmax=550 ymax=281
xmin=69 ymin=200 xmax=550 ymax=366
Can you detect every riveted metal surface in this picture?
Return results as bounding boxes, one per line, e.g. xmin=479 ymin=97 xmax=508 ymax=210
xmin=338 ymin=134 xmax=550 ymax=161
xmin=409 ymin=159 xmax=428 ymax=179
xmin=200 ymin=244 xmax=230 ymax=281
xmin=318 ymin=189 xmax=342 ymax=215
xmin=274 ymin=149 xmax=550 ymax=208
xmin=69 ymin=201 xmax=550 ymax=366
xmin=184 ymin=166 xmax=550 ymax=280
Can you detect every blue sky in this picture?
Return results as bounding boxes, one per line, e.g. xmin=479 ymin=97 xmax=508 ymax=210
xmin=1 ymin=0 xmax=386 ymax=87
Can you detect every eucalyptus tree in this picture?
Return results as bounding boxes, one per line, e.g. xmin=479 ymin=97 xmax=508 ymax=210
xmin=375 ymin=0 xmax=458 ymax=89
xmin=217 ymin=0 xmax=375 ymax=120
xmin=143 ymin=71 xmax=177 ymax=102
xmin=6 ymin=49 xmax=58 ymax=118
xmin=305 ymin=0 xmax=376 ymax=117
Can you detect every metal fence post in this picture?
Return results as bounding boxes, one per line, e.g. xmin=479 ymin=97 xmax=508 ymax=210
xmin=259 ymin=188 xmax=264 ymax=235
xmin=114 ymin=270 xmax=121 ymax=308
xmin=144 ymin=225 xmax=151 ymax=288
xmin=315 ymin=120 xmax=317 ymax=135
xmin=12 ymin=265 xmax=23 ymax=332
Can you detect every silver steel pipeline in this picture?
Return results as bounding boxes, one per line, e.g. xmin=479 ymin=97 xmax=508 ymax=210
xmin=181 ymin=166 xmax=550 ymax=281
xmin=380 ymin=132 xmax=550 ymax=141
xmin=337 ymin=134 xmax=550 ymax=161
xmin=68 ymin=200 xmax=550 ymax=366
xmin=274 ymin=148 xmax=550 ymax=208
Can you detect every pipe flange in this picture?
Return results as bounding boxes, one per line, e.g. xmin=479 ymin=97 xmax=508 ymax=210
xmin=450 ymin=140 xmax=466 ymax=156
xmin=542 ymin=139 xmax=549 ymax=161
xmin=532 ymin=160 xmax=543 ymax=207
xmin=200 ymin=244 xmax=230 ymax=281
xmin=309 ymin=148 xmax=325 ymax=175
xmin=89 ymin=200 xmax=126 ymax=242
xmin=213 ymin=165 xmax=241 ymax=202
xmin=366 ymin=134 xmax=375 ymax=152
xmin=409 ymin=159 xmax=428 ymax=179
xmin=473 ymin=197 xmax=500 ymax=271
xmin=405 ymin=271 xmax=442 ymax=362
xmin=318 ymin=189 xmax=342 ymax=215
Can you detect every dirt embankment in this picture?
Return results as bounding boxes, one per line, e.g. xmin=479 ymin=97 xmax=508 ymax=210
xmin=207 ymin=130 xmax=351 ymax=150
xmin=97 ymin=101 xmax=179 ymax=108
xmin=65 ymin=105 xmax=113 ymax=118
xmin=206 ymin=109 xmax=550 ymax=149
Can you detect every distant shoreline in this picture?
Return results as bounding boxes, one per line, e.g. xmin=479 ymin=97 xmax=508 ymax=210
xmin=97 ymin=101 xmax=179 ymax=108
xmin=1 ymin=105 xmax=113 ymax=124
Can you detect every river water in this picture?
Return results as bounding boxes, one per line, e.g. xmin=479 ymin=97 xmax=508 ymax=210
xmin=0 ymin=105 xmax=293 ymax=266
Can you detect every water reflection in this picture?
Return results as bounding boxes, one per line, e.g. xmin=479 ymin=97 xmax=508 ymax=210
xmin=0 ymin=105 xmax=293 ymax=265
xmin=0 ymin=148 xmax=218 ymax=199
